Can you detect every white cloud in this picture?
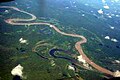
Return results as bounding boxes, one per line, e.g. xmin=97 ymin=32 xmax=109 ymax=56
xmin=73 ymin=1 xmax=76 ymax=4
xmin=110 ymin=26 xmax=114 ymax=29
xmin=19 ymin=38 xmax=23 ymax=42
xmin=11 ymin=64 xmax=23 ymax=78
xmin=77 ymin=55 xmax=92 ymax=70
xmin=77 ymin=55 xmax=86 ymax=64
xmin=68 ymin=65 xmax=75 ymax=71
xmin=116 ymin=15 xmax=120 ymax=17
xmin=85 ymin=4 xmax=89 ymax=6
xmin=83 ymin=63 xmax=89 ymax=68
xmin=19 ymin=38 xmax=28 ymax=44
xmin=111 ymin=38 xmax=118 ymax=42
xmin=20 ymin=40 xmax=27 ymax=44
xmin=114 ymin=70 xmax=120 ymax=77
xmin=111 ymin=14 xmax=115 ymax=16
xmin=115 ymin=60 xmax=120 ymax=64
xmin=82 ymin=14 xmax=85 ymax=16
xmin=114 ymin=0 xmax=119 ymax=2
xmin=109 ymin=25 xmax=115 ymax=29
xmin=103 ymin=5 xmax=110 ymax=9
xmin=108 ymin=15 xmax=112 ymax=18
xmin=51 ymin=60 xmax=55 ymax=66
xmin=104 ymin=36 xmax=118 ymax=42
xmin=5 ymin=10 xmax=9 ymax=13
xmin=102 ymin=0 xmax=106 ymax=3
xmin=65 ymin=7 xmax=69 ymax=9
xmin=98 ymin=9 xmax=103 ymax=14
xmin=105 ymin=36 xmax=110 ymax=39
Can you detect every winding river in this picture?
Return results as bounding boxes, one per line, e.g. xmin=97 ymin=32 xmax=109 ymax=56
xmin=0 ymin=6 xmax=115 ymax=77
